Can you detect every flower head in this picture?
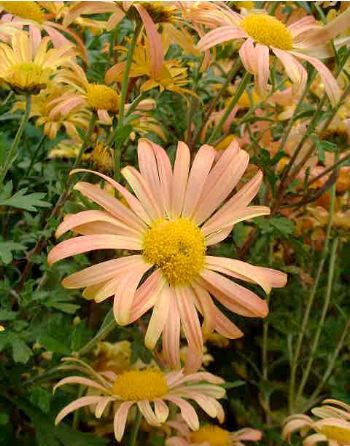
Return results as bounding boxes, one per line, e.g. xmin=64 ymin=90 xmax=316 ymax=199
xmin=166 ymin=418 xmax=262 ymax=446
xmin=48 ymin=139 xmax=287 ymax=371
xmin=54 ymin=358 xmax=225 ymax=442
xmin=197 ymin=9 xmax=349 ymax=104
xmin=283 ymin=399 xmax=350 ymax=446
xmin=0 ymin=32 xmax=74 ymax=94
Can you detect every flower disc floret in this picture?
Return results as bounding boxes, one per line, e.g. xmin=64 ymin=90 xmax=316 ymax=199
xmin=241 ymin=14 xmax=293 ymax=50
xmin=3 ymin=62 xmax=50 ymax=94
xmin=112 ymin=369 xmax=169 ymax=401
xmin=1 ymin=1 xmax=45 ymax=23
xmin=143 ymin=217 xmax=206 ymax=285
xmin=86 ymin=84 xmax=119 ymax=112
xmin=190 ymin=425 xmax=231 ymax=446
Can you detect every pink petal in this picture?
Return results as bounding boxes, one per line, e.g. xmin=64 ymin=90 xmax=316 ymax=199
xmin=154 ymin=399 xmax=169 ymax=423
xmin=74 ymin=181 xmax=145 ymax=232
xmin=182 ymin=144 xmax=216 ymax=218
xmin=135 ymin=4 xmax=164 ymax=78
xmin=175 ymin=287 xmax=203 ymax=353
xmin=194 ymin=146 xmax=249 ymax=224
xmin=255 ymin=44 xmax=270 ymax=94
xmin=130 ymin=270 xmax=165 ymax=322
xmin=114 ymin=401 xmax=134 ymax=442
xmin=214 ymin=307 xmax=243 ymax=339
xmin=95 ymin=397 xmax=113 ymax=418
xmin=239 ymin=38 xmax=257 ymax=74
xmin=200 ymin=269 xmax=268 ymax=318
xmin=162 ymin=290 xmax=181 ymax=369
xmin=202 ymin=206 xmax=270 ymax=238
xmin=164 ymin=396 xmax=199 ymax=430
xmin=273 ymin=48 xmax=307 ymax=94
xmin=53 ymin=376 xmax=107 ymax=393
xmin=192 ymin=283 xmax=216 ymax=336
xmin=137 ymin=400 xmax=160 ymax=426
xmin=56 ymin=210 xmax=140 ymax=239
xmin=145 ymin=284 xmax=171 ymax=349
xmin=291 ymin=51 xmax=341 ymax=106
xmin=122 ymin=166 xmax=162 ymax=220
xmin=55 ymin=396 xmax=102 ymax=425
xmin=71 ymin=168 xmax=150 ymax=225
xmin=113 ymin=261 xmax=151 ymax=325
xmin=48 ymin=234 xmax=142 ymax=265
xmin=171 ymin=141 xmax=190 ymax=217
xmin=205 ymin=256 xmax=287 ymax=294
xmin=197 ymin=26 xmax=247 ymax=51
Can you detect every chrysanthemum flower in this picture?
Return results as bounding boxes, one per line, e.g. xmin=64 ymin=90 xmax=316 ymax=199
xmin=166 ymin=419 xmax=262 ymax=446
xmin=0 ymin=1 xmax=87 ymax=61
xmin=48 ymin=139 xmax=287 ymax=371
xmin=14 ymin=83 xmax=91 ymax=140
xmin=54 ymin=358 xmax=225 ymax=442
xmin=283 ymin=399 xmax=350 ymax=446
xmin=197 ymin=10 xmax=343 ymax=104
xmin=0 ymin=31 xmax=74 ymax=94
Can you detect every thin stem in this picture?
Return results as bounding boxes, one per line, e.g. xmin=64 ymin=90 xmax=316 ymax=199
xmin=208 ymin=71 xmax=251 ymax=144
xmin=0 ymin=94 xmax=32 ymax=186
xmin=114 ymin=23 xmax=141 ymax=180
xmin=192 ymin=59 xmax=242 ymax=147
xmin=26 ymin=134 xmax=46 ymax=176
xmin=288 ymin=176 xmax=336 ymax=412
xmin=78 ymin=319 xmax=116 ymax=357
xmin=305 ymin=317 xmax=350 ymax=410
xmin=129 ymin=408 xmax=142 ymax=446
xmin=296 ymin=237 xmax=338 ymax=403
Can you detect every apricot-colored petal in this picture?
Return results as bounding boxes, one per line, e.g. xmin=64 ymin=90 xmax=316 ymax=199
xmin=171 ymin=141 xmax=190 ymax=217
xmin=182 ymin=144 xmax=216 ymax=218
xmin=200 ymin=270 xmax=269 ymax=318
xmin=114 ymin=401 xmax=134 ymax=442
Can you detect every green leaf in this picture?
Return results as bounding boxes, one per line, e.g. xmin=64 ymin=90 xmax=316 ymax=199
xmin=0 ymin=181 xmax=51 ymax=211
xmin=0 ymin=240 xmax=26 ymax=264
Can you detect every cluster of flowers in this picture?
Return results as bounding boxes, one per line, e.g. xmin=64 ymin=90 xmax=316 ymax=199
xmin=1 ymin=1 xmax=350 ymax=445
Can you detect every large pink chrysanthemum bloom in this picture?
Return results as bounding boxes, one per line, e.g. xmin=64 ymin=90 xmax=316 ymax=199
xmin=283 ymin=399 xmax=350 ymax=446
xmin=166 ymin=417 xmax=262 ymax=446
xmin=48 ymin=139 xmax=287 ymax=371
xmin=54 ymin=358 xmax=225 ymax=442
xmin=197 ymin=9 xmax=349 ymax=105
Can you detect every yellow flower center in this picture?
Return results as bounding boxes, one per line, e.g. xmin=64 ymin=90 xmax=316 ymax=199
xmin=4 ymin=62 xmax=49 ymax=94
xmin=1 ymin=1 xmax=45 ymax=23
xmin=138 ymin=2 xmax=175 ymax=23
xmin=241 ymin=14 xmax=293 ymax=50
xmin=90 ymin=142 xmax=114 ymax=173
xmin=86 ymin=84 xmax=119 ymax=112
xmin=143 ymin=217 xmax=206 ymax=286
xmin=190 ymin=425 xmax=231 ymax=446
xmin=112 ymin=369 xmax=169 ymax=401
xmin=317 ymin=424 xmax=350 ymax=444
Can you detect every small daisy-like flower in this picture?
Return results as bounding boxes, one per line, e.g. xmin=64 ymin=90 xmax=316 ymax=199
xmin=54 ymin=358 xmax=225 ymax=442
xmin=283 ymin=399 xmax=350 ymax=446
xmin=48 ymin=139 xmax=287 ymax=371
xmin=54 ymin=62 xmax=120 ymax=124
xmin=0 ymin=31 xmax=74 ymax=94
xmin=197 ymin=9 xmax=346 ymax=104
xmin=166 ymin=418 xmax=262 ymax=446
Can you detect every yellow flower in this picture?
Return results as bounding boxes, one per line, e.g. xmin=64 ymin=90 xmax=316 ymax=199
xmin=0 ymin=32 xmax=74 ymax=94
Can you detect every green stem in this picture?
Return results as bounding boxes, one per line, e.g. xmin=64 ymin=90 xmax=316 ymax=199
xmin=0 ymin=94 xmax=32 ymax=186
xmin=78 ymin=319 xmax=116 ymax=357
xmin=129 ymin=408 xmax=142 ymax=446
xmin=192 ymin=59 xmax=242 ymax=148
xmin=26 ymin=134 xmax=46 ymax=176
xmin=296 ymin=236 xmax=338 ymax=403
xmin=207 ymin=71 xmax=251 ymax=144
xmin=114 ymin=23 xmax=141 ymax=180
xmin=288 ymin=173 xmax=336 ymax=412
